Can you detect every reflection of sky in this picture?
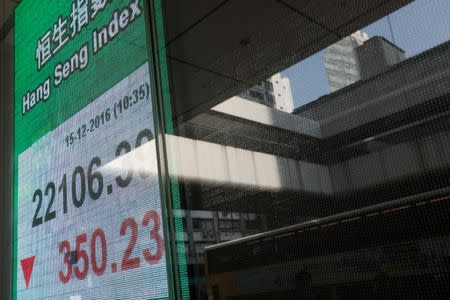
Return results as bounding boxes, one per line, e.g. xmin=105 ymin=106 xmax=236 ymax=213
xmin=282 ymin=0 xmax=450 ymax=108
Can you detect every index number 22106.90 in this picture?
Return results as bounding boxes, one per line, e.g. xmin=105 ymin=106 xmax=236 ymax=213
xmin=31 ymin=128 xmax=154 ymax=228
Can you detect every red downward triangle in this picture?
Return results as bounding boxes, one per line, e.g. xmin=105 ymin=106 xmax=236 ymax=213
xmin=20 ymin=256 xmax=36 ymax=289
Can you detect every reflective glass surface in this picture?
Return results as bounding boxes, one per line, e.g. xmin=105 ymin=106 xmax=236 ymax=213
xmin=159 ymin=0 xmax=450 ymax=298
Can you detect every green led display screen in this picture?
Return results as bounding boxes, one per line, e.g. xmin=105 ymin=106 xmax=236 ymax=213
xmin=14 ymin=0 xmax=171 ymax=298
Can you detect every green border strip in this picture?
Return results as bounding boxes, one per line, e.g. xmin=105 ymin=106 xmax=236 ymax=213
xmin=145 ymin=0 xmax=190 ymax=299
xmin=154 ymin=1 xmax=190 ymax=298
xmin=12 ymin=9 xmax=17 ymax=300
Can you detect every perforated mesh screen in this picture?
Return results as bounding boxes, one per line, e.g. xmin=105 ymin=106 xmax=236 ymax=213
xmin=161 ymin=0 xmax=450 ymax=298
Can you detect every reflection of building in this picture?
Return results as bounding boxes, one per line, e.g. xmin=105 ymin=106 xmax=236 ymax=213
xmin=295 ymin=36 xmax=447 ymax=198
xmin=178 ymin=36 xmax=450 ymax=225
xmin=182 ymin=210 xmax=267 ymax=265
xmin=325 ymin=31 xmax=407 ymax=92
xmin=181 ymin=209 xmax=267 ymax=297
xmin=177 ymin=37 xmax=450 ymax=297
xmin=240 ymin=73 xmax=294 ymax=113
xmin=325 ymin=31 xmax=368 ymax=92
xmin=356 ymin=35 xmax=406 ymax=79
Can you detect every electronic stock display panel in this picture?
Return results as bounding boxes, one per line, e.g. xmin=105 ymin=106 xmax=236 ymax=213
xmin=14 ymin=0 xmax=174 ymax=298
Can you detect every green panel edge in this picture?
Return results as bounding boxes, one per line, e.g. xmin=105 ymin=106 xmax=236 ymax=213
xmin=154 ymin=0 xmax=190 ymax=298
xmin=150 ymin=0 xmax=190 ymax=299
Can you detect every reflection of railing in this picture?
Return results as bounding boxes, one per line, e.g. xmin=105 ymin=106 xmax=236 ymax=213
xmin=206 ymin=186 xmax=450 ymax=251
xmin=204 ymin=188 xmax=450 ymax=298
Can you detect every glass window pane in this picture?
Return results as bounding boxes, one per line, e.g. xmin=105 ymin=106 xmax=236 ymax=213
xmin=160 ymin=0 xmax=450 ymax=298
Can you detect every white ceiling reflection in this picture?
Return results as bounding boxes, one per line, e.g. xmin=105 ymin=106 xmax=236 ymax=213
xmin=102 ymin=135 xmax=332 ymax=195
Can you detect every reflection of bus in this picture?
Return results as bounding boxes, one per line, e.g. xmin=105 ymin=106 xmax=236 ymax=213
xmin=205 ymin=190 xmax=450 ymax=299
